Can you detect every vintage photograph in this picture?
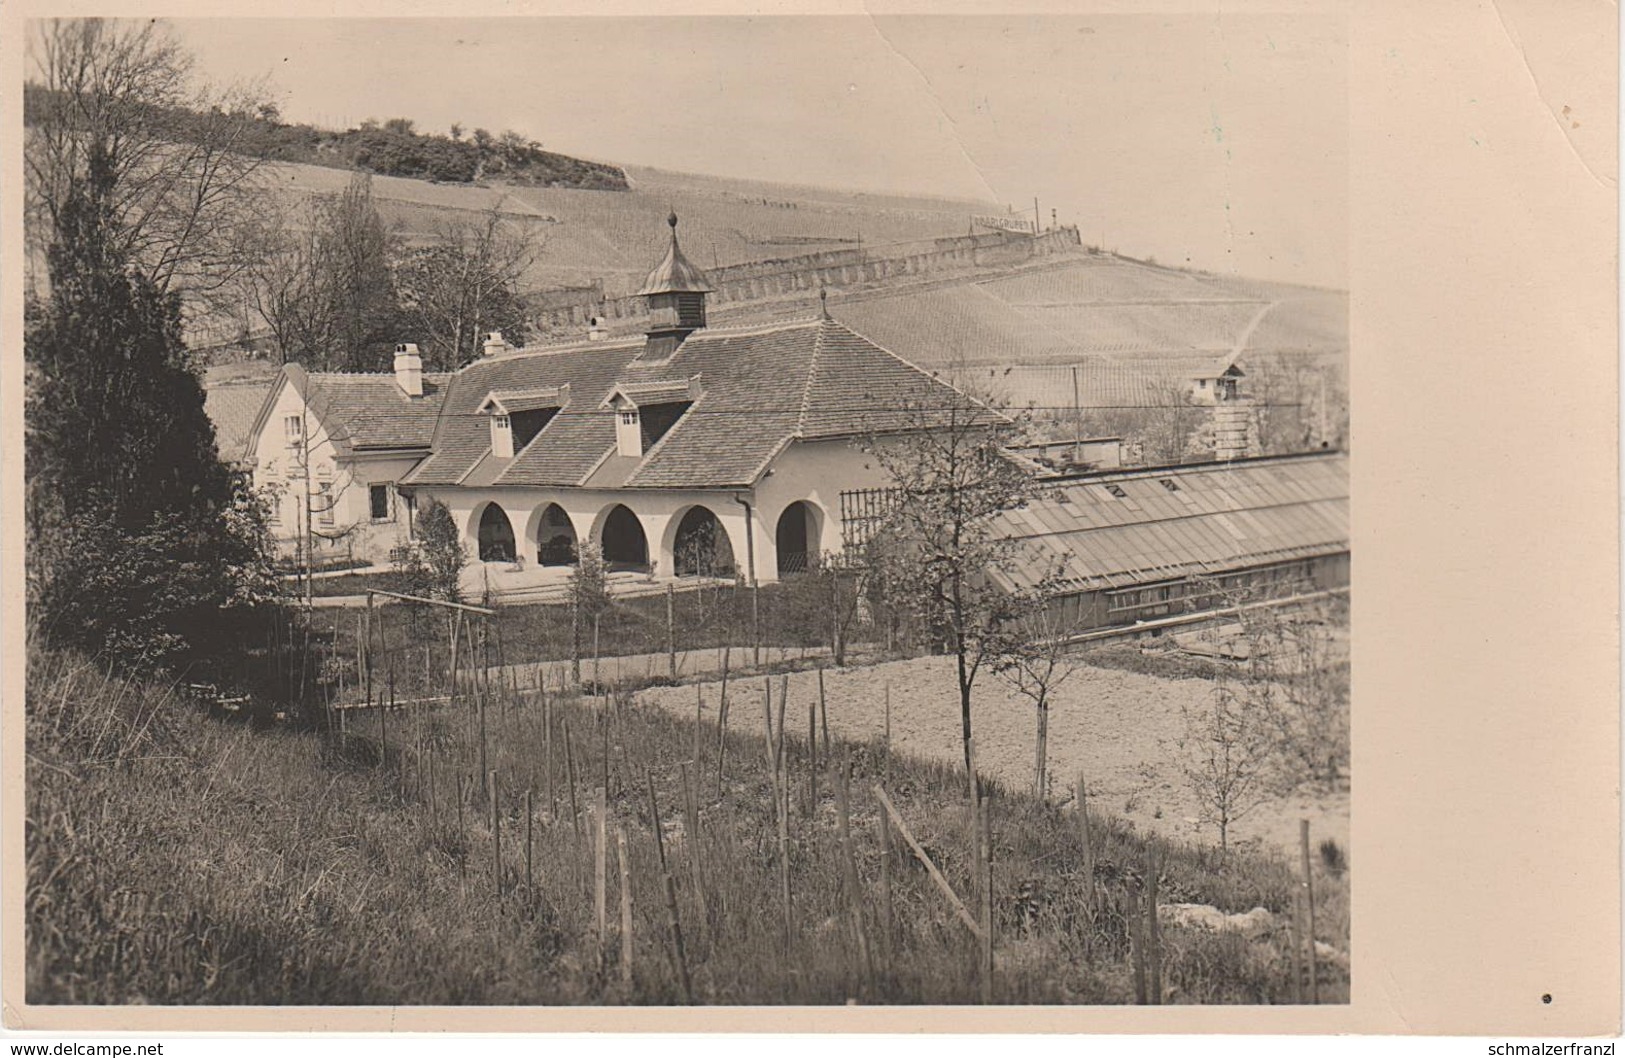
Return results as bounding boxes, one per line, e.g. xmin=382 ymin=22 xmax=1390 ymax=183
xmin=20 ymin=12 xmax=1349 ymax=1006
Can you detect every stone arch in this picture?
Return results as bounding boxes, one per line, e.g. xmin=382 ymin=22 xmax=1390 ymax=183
xmin=774 ymin=500 xmax=825 ymax=578
xmin=531 ymin=502 xmax=579 ymax=567
xmin=475 ymin=502 xmax=517 ymax=563
xmin=597 ymin=503 xmax=649 ymax=572
xmin=664 ymin=505 xmax=737 ymax=578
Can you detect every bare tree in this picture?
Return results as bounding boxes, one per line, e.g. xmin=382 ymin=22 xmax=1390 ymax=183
xmin=1177 ymin=672 xmax=1275 ymax=853
xmin=25 ymin=18 xmax=271 ymax=322
xmin=993 ymin=599 xmax=1082 ymax=798
xmin=1236 ymin=597 xmax=1350 ymax=791
xmin=860 ymin=387 xmax=1054 ymax=774
xmin=394 ymin=204 xmax=540 ymax=371
xmin=238 ymin=173 xmax=403 ymax=370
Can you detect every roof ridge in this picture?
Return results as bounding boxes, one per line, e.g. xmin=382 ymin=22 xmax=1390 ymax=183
xmin=795 ymin=318 xmax=829 ymax=436
xmin=826 ymin=315 xmax=1006 ymax=422
xmin=515 ymin=316 xmax=826 ymax=359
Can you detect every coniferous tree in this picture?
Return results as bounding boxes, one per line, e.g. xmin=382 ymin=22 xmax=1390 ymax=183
xmin=26 ymin=142 xmax=275 ymax=670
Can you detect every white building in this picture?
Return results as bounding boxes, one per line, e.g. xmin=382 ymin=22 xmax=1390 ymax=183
xmin=240 ymin=215 xmax=982 ymax=584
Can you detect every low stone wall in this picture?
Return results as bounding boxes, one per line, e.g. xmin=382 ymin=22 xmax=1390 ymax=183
xmin=528 ymin=226 xmax=1083 ymax=334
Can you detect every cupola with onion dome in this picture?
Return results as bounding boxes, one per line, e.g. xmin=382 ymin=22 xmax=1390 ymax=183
xmin=636 ymin=212 xmax=713 ymax=359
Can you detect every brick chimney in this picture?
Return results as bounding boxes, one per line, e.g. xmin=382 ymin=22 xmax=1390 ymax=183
xmin=393 ymin=343 xmax=423 ymax=397
xmin=482 ymin=331 xmax=510 ymax=358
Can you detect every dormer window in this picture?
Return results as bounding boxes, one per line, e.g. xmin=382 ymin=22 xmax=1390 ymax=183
xmin=603 ymin=376 xmax=702 ymax=460
xmin=479 ymin=387 xmax=567 ymax=460
xmin=490 ymin=412 xmax=514 ymax=458
xmin=616 ymin=408 xmax=642 ymax=457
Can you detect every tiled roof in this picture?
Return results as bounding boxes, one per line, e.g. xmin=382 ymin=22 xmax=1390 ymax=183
xmin=479 ymin=387 xmax=569 ymax=414
xmin=302 ymin=371 xmax=450 ymax=451
xmin=607 ymin=379 xmax=695 ymax=407
xmin=402 ymin=317 xmax=980 ymax=491
xmin=988 ymin=452 xmax=1348 ymax=594
xmin=204 ymin=380 xmax=274 ymax=464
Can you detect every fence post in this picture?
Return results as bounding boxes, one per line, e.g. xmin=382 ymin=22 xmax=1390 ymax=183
xmin=646 ymin=772 xmax=693 ymax=1003
xmin=524 ymin=788 xmax=534 ymax=896
xmin=595 ymin=786 xmax=608 ymax=973
xmin=489 ymin=769 xmax=501 ymax=898
xmin=667 ymin=583 xmax=678 ymax=681
xmin=1077 ymin=774 xmax=1096 ymax=915
xmin=818 ymin=667 xmax=830 ymax=755
xmin=679 ymin=759 xmax=709 ymax=937
xmin=617 ymin=823 xmax=635 ymax=989
xmin=835 ymin=751 xmax=873 ymax=999
xmin=1146 ymin=844 xmax=1162 ymax=1004
xmin=979 ymin=787 xmax=994 ymax=1004
xmin=1300 ymin=818 xmax=1318 ymax=1003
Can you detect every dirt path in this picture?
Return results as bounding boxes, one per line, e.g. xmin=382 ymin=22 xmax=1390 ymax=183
xmin=637 ymin=654 xmax=1349 ymax=860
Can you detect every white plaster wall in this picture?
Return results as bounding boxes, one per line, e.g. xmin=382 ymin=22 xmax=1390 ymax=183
xmin=416 ymin=436 xmax=905 ymax=584
xmin=248 ymin=377 xmax=422 ymax=566
xmin=417 ymin=486 xmax=756 ymax=582
xmin=751 ymin=436 xmax=898 ymax=579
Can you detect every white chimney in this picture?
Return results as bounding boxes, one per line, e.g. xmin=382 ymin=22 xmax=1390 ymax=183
xmin=393 ymin=343 xmax=423 ymax=397
xmin=483 ymin=331 xmax=510 ymax=357
xmin=1212 ymin=400 xmax=1255 ymax=461
xmin=588 ymin=316 xmax=608 ymax=342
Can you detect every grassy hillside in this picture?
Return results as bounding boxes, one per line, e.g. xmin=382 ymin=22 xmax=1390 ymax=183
xmin=27 ymin=645 xmax=1347 ymax=1005
xmin=260 ymin=160 xmax=993 ymax=293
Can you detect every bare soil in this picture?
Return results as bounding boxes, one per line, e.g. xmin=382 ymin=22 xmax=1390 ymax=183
xmin=639 ymin=653 xmax=1349 ymax=861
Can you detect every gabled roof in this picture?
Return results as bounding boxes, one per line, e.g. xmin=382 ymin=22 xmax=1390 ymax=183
xmin=477 ymin=386 xmax=569 ymax=415
xmin=600 ymin=378 xmax=699 ymax=409
xmin=402 ymin=316 xmax=986 ymax=491
xmin=205 ymin=380 xmax=274 ymax=464
xmin=988 ymin=452 xmax=1348 ymax=594
xmin=247 ymin=363 xmax=450 ymax=458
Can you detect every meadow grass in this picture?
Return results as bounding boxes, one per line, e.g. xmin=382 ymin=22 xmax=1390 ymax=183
xmin=26 ymin=646 xmax=1348 ymax=1005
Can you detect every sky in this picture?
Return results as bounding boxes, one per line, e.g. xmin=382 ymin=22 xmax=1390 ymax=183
xmin=169 ymin=14 xmax=1347 ymax=288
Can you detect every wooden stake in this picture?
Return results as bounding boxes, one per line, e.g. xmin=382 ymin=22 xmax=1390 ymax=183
xmin=679 ymin=759 xmax=708 ymax=931
xmin=883 ymin=681 xmax=892 ymax=789
xmin=713 ymin=643 xmax=732 ymax=800
xmin=873 ymin=785 xmax=984 ymax=939
xmin=563 ymin=717 xmax=581 ymax=838
xmin=490 ymin=769 xmax=501 ymax=898
xmin=1077 ymin=773 xmax=1096 ymax=914
xmin=617 ymin=823 xmax=634 ymax=988
xmin=761 ymin=678 xmax=792 ymax=946
xmin=1130 ymin=873 xmax=1148 ymax=1004
xmin=380 ymin=665 xmax=391 ymax=774
xmin=693 ymin=682 xmax=704 ymax=778
xmin=835 ymin=752 xmax=873 ymax=998
xmin=1300 ymin=819 xmax=1319 ymax=1003
xmin=667 ymin=583 xmax=678 ymax=681
xmin=876 ymin=797 xmax=894 ymax=970
xmin=595 ymin=786 xmax=608 ymax=971
xmin=807 ymin=696 xmax=818 ymax=817
xmin=476 ymin=694 xmax=488 ymax=803
xmin=456 ymin=773 xmax=467 ymax=882
xmin=1146 ymin=844 xmax=1162 ymax=1004
xmin=978 ymin=788 xmax=994 ymax=1004
xmin=646 ymin=772 xmax=693 ymax=1003
xmin=817 ymin=667 xmax=830 ymax=754
xmin=524 ymin=788 xmax=534 ymax=895
xmin=545 ymin=693 xmax=555 ymax=822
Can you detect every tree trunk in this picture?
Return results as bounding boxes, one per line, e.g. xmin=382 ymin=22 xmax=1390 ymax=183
xmin=956 ymin=638 xmax=973 ymax=774
xmin=1034 ymin=692 xmax=1049 ymax=797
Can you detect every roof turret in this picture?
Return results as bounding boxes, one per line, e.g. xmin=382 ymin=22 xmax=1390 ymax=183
xmin=636 ymin=212 xmax=714 ymax=296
